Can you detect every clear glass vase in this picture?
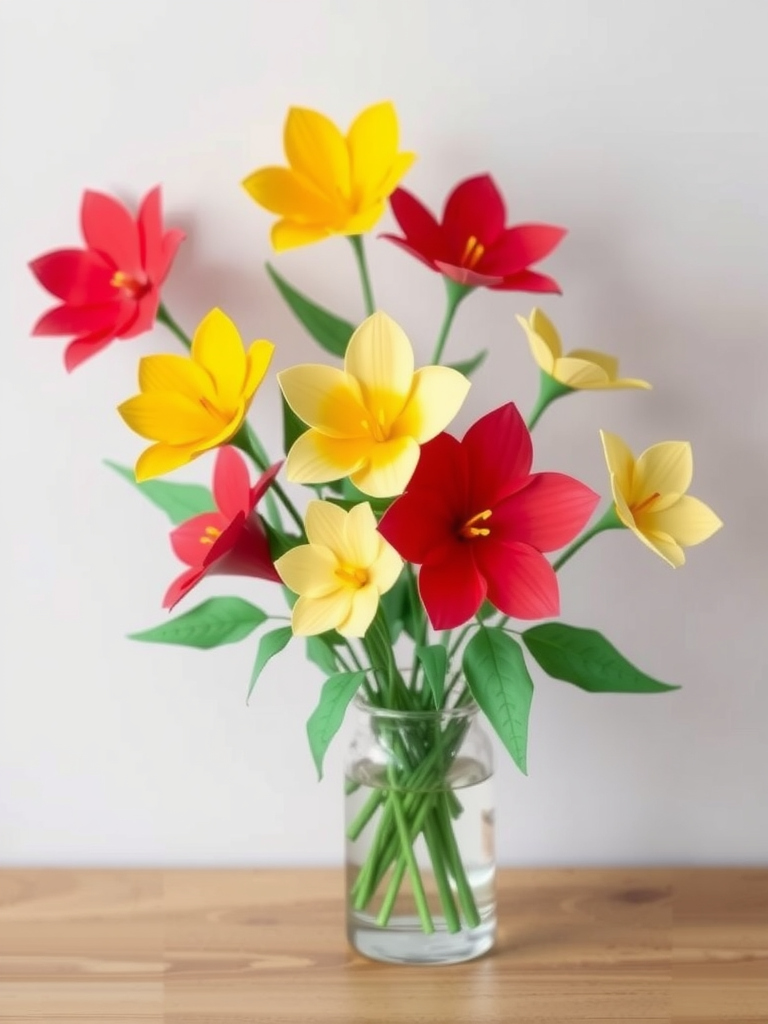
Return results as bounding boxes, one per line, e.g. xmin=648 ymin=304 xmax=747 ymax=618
xmin=344 ymin=695 xmax=496 ymax=964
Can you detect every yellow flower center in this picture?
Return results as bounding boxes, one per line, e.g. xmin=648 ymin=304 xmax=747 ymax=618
xmin=461 ymin=235 xmax=486 ymax=270
xmin=631 ymin=492 xmax=662 ymax=516
xmin=459 ymin=508 xmax=492 ymax=539
xmin=335 ymin=564 xmax=369 ymax=589
xmin=110 ymin=270 xmax=149 ymax=299
xmin=199 ymin=525 xmax=221 ymax=546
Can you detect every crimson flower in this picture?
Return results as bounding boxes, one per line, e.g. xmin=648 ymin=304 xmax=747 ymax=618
xmin=382 ymin=174 xmax=566 ymax=292
xmin=378 ymin=404 xmax=598 ymax=629
xmin=30 ymin=187 xmax=184 ymax=371
xmin=164 ymin=447 xmax=282 ymax=610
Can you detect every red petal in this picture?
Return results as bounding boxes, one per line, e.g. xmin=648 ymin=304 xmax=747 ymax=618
xmin=379 ymin=234 xmax=440 ymax=273
xmin=462 ymin=404 xmax=532 ymax=510
xmin=434 ymin=260 xmax=504 ymax=287
xmin=138 ymin=186 xmax=162 ymax=274
xmin=81 ymin=190 xmax=142 ymax=276
xmin=379 ymin=491 xmax=455 ymax=564
xmin=30 ymin=248 xmax=115 ymax=303
xmin=481 ymin=224 xmax=567 ymax=276
xmin=63 ymin=331 xmax=115 ymax=372
xmin=158 ymin=228 xmax=185 ymax=282
xmin=493 ymin=473 xmax=599 ymax=552
xmin=250 ymin=460 xmax=284 ymax=507
xmin=407 ymin=432 xmax=467 ymax=498
xmin=170 ymin=513 xmax=226 ymax=567
xmin=419 ymin=542 xmax=487 ymax=630
xmin=120 ymin=287 xmax=159 ymax=338
xmin=388 ymin=188 xmax=443 ymax=263
xmin=32 ymin=301 xmax=121 ymax=337
xmin=474 ymin=539 xmax=559 ymax=619
xmin=442 ymin=174 xmax=506 ymax=257
xmin=213 ymin=446 xmax=252 ymax=519
xmin=205 ymin=514 xmax=280 ymax=582
xmin=163 ymin=567 xmax=203 ymax=610
xmin=491 ymin=269 xmax=562 ymax=294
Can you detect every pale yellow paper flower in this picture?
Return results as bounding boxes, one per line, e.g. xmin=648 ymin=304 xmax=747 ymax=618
xmin=278 ymin=311 xmax=470 ymax=497
xmin=242 ymin=101 xmax=415 ymax=251
xmin=600 ymin=430 xmax=722 ymax=567
xmin=517 ymin=309 xmax=651 ymax=390
xmin=118 ymin=308 xmax=273 ymax=481
xmin=276 ymin=501 xmax=402 ymax=637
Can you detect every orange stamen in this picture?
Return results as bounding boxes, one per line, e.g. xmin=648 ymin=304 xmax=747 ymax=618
xmin=199 ymin=526 xmax=221 ymax=546
xmin=631 ymin=491 xmax=661 ymax=515
xmin=459 ymin=508 xmax=492 ymax=539
xmin=110 ymin=270 xmax=147 ymax=298
xmin=461 ymin=235 xmax=486 ymax=270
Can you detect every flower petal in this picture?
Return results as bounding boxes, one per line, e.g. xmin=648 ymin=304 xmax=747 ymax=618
xmin=276 ymin=543 xmax=340 ymax=599
xmin=304 ymin=500 xmax=348 ymax=552
xmin=120 ymin=288 xmax=159 ymax=338
xmin=212 ymin=446 xmax=252 ymax=519
xmin=567 ymin=348 xmax=618 ymax=379
xmin=344 ymin=311 xmax=415 ymax=421
xmin=286 ymin=431 xmax=372 ymax=484
xmin=206 ymin=514 xmax=279 ymax=581
xmin=600 ymin=430 xmax=635 ymax=503
xmin=642 ymin=495 xmax=722 ymax=548
xmin=463 ymin=403 xmax=533 ymax=508
xmin=278 ymin=365 xmax=368 ymax=437
xmin=392 ymin=366 xmax=470 ymax=444
xmin=374 ymin=152 xmax=417 ymax=205
xmin=292 ymin=590 xmax=353 ymax=636
xmin=242 ymin=166 xmax=337 ymax=220
xmin=387 ymin=187 xmax=442 ymax=262
xmin=159 ymin=228 xmax=185 ymax=282
xmin=343 ymin=502 xmax=379 ymax=567
xmin=553 ymin=356 xmax=610 ymax=388
xmin=270 ymin=219 xmax=331 ymax=251
xmin=118 ymin=392 xmax=216 ymax=444
xmin=135 ymin=442 xmax=198 ymax=481
xmin=493 ymin=473 xmax=599 ymax=552
xmin=474 ymin=540 xmax=560 ymax=619
xmin=419 ymin=543 xmax=486 ymax=630
xmin=346 ymin=101 xmax=398 ymax=204
xmin=63 ymin=332 xmax=115 ymax=371
xmin=442 ymin=174 xmax=506 ymax=255
xmin=30 ymin=248 xmax=115 ymax=304
xmin=380 ymin=233 xmax=439 ymax=272
xmin=351 ymin=436 xmax=420 ymax=498
xmin=492 ymin=269 xmax=562 ymax=294
xmin=407 ymin=432 xmax=468 ymax=500
xmin=339 ymin=585 xmax=379 ymax=637
xmin=163 ymin=567 xmax=203 ymax=610
xmin=191 ymin=308 xmax=246 ymax=406
xmin=243 ymin=340 xmax=275 ymax=400
xmin=369 ymin=537 xmax=403 ymax=594
xmin=138 ymin=353 xmax=217 ymax=402
xmin=338 ymin=201 xmax=387 ymax=236
xmin=378 ymin=491 xmax=454 ymax=564
xmin=137 ymin=187 xmax=163 ymax=276
xmin=170 ymin=513 xmax=224 ymax=567
xmin=250 ymin=461 xmax=284 ymax=507
xmin=81 ymin=191 xmax=142 ymax=276
xmin=636 ymin=527 xmax=686 ymax=568
xmin=32 ymin=301 xmax=121 ymax=338
xmin=529 ymin=308 xmax=562 ymax=359
xmin=633 ymin=441 xmax=693 ymax=503
xmin=482 ymin=224 xmax=567 ymax=276
xmin=284 ymin=106 xmax=350 ymax=202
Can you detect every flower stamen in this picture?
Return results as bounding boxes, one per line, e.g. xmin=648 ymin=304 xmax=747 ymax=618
xmin=459 ymin=508 xmax=492 ymax=539
xmin=631 ymin=491 xmax=662 ymax=516
xmin=335 ymin=564 xmax=369 ymax=589
xmin=110 ymin=270 xmax=148 ymax=298
xmin=461 ymin=235 xmax=485 ymax=270
xmin=199 ymin=525 xmax=221 ymax=546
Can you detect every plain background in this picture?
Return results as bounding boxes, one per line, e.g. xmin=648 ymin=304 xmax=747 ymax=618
xmin=1 ymin=0 xmax=765 ymax=867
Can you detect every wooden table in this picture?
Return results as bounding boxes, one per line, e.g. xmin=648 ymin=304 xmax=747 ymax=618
xmin=0 ymin=868 xmax=766 ymax=1022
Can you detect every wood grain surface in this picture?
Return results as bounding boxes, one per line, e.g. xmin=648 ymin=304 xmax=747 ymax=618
xmin=0 ymin=868 xmax=765 ymax=1022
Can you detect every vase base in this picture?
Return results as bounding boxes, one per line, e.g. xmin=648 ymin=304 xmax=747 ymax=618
xmin=347 ymin=912 xmax=496 ymax=965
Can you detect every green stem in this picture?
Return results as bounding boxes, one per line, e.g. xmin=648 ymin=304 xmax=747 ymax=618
xmin=349 ymin=235 xmax=376 ymax=316
xmin=387 ymin=766 xmax=435 ymax=934
xmin=435 ymin=793 xmax=481 ymax=927
xmin=552 ymin=504 xmax=624 ymax=572
xmin=231 ymin=423 xmax=305 ymax=535
xmin=527 ymin=370 xmax=573 ymax=431
xmin=156 ymin=303 xmax=191 ymax=349
xmin=431 ymin=278 xmax=471 ymax=365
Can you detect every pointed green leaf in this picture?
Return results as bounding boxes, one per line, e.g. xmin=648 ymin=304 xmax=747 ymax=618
xmin=129 ymin=597 xmax=267 ymax=650
xmin=247 ymin=626 xmax=294 ymax=703
xmin=463 ymin=627 xmax=534 ymax=774
xmin=281 ymin=393 xmax=308 ymax=455
xmin=448 ymin=349 xmax=488 ymax=378
xmin=306 ymin=633 xmax=340 ymax=674
xmin=306 ymin=671 xmax=365 ymax=779
xmin=522 ymin=622 xmax=679 ymax=693
xmin=105 ymin=460 xmax=215 ymax=524
xmin=380 ymin=572 xmax=408 ymax=644
xmin=264 ymin=521 xmax=304 ymax=561
xmin=415 ymin=644 xmax=448 ymax=708
xmin=267 ymin=263 xmax=355 ymax=358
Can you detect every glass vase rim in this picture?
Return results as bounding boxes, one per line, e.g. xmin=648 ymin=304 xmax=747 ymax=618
xmin=351 ymin=694 xmax=479 ymax=722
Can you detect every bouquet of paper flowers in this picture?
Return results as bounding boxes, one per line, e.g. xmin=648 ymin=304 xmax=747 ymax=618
xmin=29 ymin=100 xmax=721 ymax=963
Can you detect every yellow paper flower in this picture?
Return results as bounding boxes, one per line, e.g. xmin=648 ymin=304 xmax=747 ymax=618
xmin=600 ymin=430 xmax=722 ymax=567
xmin=278 ymin=311 xmax=470 ymax=498
xmin=242 ymin=101 xmax=416 ymax=251
xmin=517 ymin=309 xmax=651 ymax=390
xmin=118 ymin=308 xmax=274 ymax=481
xmin=276 ymin=501 xmax=402 ymax=637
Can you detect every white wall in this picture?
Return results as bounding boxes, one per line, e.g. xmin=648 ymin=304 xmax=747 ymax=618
xmin=1 ymin=0 xmax=766 ymax=868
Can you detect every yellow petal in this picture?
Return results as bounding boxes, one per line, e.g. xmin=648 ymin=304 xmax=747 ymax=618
xmin=374 ymin=151 xmax=417 ymax=203
xmin=344 ymin=312 xmax=415 ymax=425
xmin=338 ymin=200 xmax=387 ymax=236
xmin=338 ymin=585 xmax=379 ymax=637
xmin=369 ymin=537 xmax=403 ymax=595
xmin=278 ymin=365 xmax=367 ymax=437
xmin=567 ymin=348 xmax=618 ymax=379
xmin=135 ymin=442 xmax=196 ymax=482
xmin=275 ymin=543 xmax=340 ymax=599
xmin=600 ymin=430 xmax=635 ymax=501
xmin=243 ymin=341 xmax=275 ymax=400
xmin=554 ymin=357 xmax=610 ymax=389
xmin=346 ymin=101 xmax=398 ymax=204
xmin=530 ymin=309 xmax=562 ymax=360
xmin=343 ymin=502 xmax=379 ymax=567
xmin=609 ymin=473 xmax=636 ymax=530
xmin=138 ymin=354 xmax=217 ymax=403
xmin=516 ymin=313 xmax=555 ymax=375
xmin=351 ymin=436 xmax=420 ymax=498
xmin=643 ymin=495 xmax=723 ymax=548
xmin=270 ymin=219 xmax=331 ymax=251
xmin=292 ymin=590 xmax=353 ymax=636
xmin=241 ymin=166 xmax=336 ymax=220
xmin=640 ymin=528 xmax=687 ymax=568
xmin=284 ymin=107 xmax=350 ymax=202
xmin=391 ymin=366 xmax=470 ymax=443
xmin=286 ymin=430 xmax=372 ymax=484
xmin=610 ymin=377 xmax=653 ymax=390
xmin=118 ymin=393 xmax=215 ymax=444
xmin=634 ymin=441 xmax=692 ymax=502
xmin=191 ymin=309 xmax=246 ymax=408
xmin=304 ymin=500 xmax=348 ymax=552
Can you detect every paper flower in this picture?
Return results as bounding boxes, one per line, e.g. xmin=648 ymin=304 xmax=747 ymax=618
xmin=600 ymin=431 xmax=722 ymax=567
xmin=242 ymin=101 xmax=415 ymax=251
xmin=278 ymin=311 xmax=470 ymax=498
xmin=118 ymin=308 xmax=274 ymax=482
xmin=164 ymin=447 xmax=282 ymax=609
xmin=276 ymin=501 xmax=402 ymax=637
xmin=517 ymin=309 xmax=651 ymax=390
xmin=382 ymin=174 xmax=566 ymax=292
xmin=379 ymin=403 xmax=599 ymax=629
xmin=29 ymin=187 xmax=184 ymax=371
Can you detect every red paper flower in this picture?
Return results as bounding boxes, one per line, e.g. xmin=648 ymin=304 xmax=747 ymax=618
xmin=382 ymin=174 xmax=566 ymax=292
xmin=378 ymin=404 xmax=598 ymax=629
xmin=30 ymin=187 xmax=184 ymax=371
xmin=164 ymin=447 xmax=282 ymax=610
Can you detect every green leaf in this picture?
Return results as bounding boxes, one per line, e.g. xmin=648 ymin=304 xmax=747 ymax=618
xmin=463 ymin=627 xmax=534 ymax=774
xmin=105 ymin=460 xmax=215 ymax=524
xmin=306 ymin=671 xmax=365 ymax=779
xmin=380 ymin=573 xmax=408 ymax=644
xmin=415 ymin=644 xmax=448 ymax=708
xmin=306 ymin=633 xmax=341 ymax=674
xmin=267 ymin=263 xmax=355 ymax=358
xmin=264 ymin=520 xmax=304 ymax=561
xmin=448 ymin=349 xmax=488 ymax=378
xmin=281 ymin=393 xmax=308 ymax=455
xmin=129 ymin=597 xmax=267 ymax=650
xmin=247 ymin=626 xmax=294 ymax=703
xmin=522 ymin=622 xmax=679 ymax=693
